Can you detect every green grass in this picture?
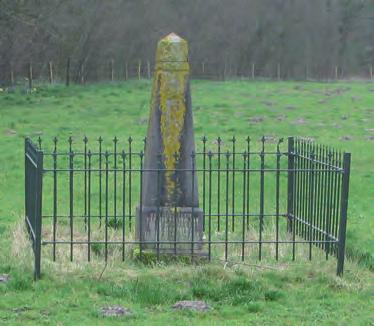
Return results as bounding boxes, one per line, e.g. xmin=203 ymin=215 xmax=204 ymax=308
xmin=0 ymin=80 xmax=373 ymax=325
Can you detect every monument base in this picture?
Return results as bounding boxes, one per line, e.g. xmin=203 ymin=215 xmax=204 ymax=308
xmin=136 ymin=206 xmax=206 ymax=255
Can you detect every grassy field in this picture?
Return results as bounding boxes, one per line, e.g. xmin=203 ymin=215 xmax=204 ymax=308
xmin=0 ymin=80 xmax=373 ymax=325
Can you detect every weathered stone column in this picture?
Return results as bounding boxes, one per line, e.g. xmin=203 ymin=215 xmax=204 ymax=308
xmin=136 ymin=33 xmax=203 ymax=255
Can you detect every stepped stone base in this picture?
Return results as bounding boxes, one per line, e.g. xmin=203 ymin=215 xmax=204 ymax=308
xmin=136 ymin=206 xmax=205 ymax=255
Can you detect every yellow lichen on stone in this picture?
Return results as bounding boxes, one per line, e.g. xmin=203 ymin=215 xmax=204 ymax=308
xmin=152 ymin=33 xmax=190 ymax=202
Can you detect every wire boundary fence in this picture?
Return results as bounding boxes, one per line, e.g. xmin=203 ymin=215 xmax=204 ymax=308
xmin=2 ymin=59 xmax=374 ymax=88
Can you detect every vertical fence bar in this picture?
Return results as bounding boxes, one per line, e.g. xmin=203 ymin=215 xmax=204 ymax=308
xmin=308 ymin=151 xmax=315 ymax=260
xmin=315 ymin=145 xmax=322 ymax=249
xmin=128 ymin=137 xmax=133 ymax=230
xmin=217 ymin=137 xmax=221 ymax=231
xmin=326 ymin=148 xmax=336 ymax=259
xmin=139 ymin=151 xmax=144 ymax=257
xmin=246 ymin=137 xmax=250 ymax=230
xmin=208 ymin=151 xmax=213 ymax=261
xmin=241 ymin=152 xmax=247 ymax=261
xmin=87 ymin=151 xmax=92 ymax=261
xmin=34 ymin=149 xmax=43 ymax=280
xmin=84 ymin=137 xmax=88 ymax=229
xmin=325 ymin=149 xmax=333 ymax=258
xmin=225 ymin=152 xmax=230 ymax=261
xmin=105 ymin=151 xmax=109 ymax=262
xmin=122 ymin=150 xmax=126 ymax=261
xmin=52 ymin=137 xmax=57 ymax=261
xmin=171 ymin=153 xmax=178 ymax=256
xmin=259 ymin=137 xmax=265 ymax=260
xmin=174 ymin=202 xmax=178 ymax=256
xmin=202 ymin=136 xmax=207 ymax=232
xmin=292 ymin=138 xmax=298 ymax=260
xmin=287 ymin=137 xmax=295 ymax=233
xmin=24 ymin=139 xmax=29 ymax=243
xmin=68 ymin=137 xmax=74 ymax=262
xmin=311 ymin=144 xmax=318 ymax=247
xmin=301 ymin=141 xmax=308 ymax=240
xmin=298 ymin=140 xmax=303 ymax=238
xmin=191 ymin=151 xmax=196 ymax=259
xmin=231 ymin=137 xmax=236 ymax=232
xmin=156 ymin=154 xmax=162 ymax=260
xmin=337 ymin=153 xmax=351 ymax=276
xmin=113 ymin=137 xmax=118 ymax=228
xmin=38 ymin=137 xmax=42 ymax=150
xmin=306 ymin=142 xmax=312 ymax=247
xmin=98 ymin=137 xmax=103 ymax=227
xmin=330 ymin=150 xmax=338 ymax=255
xmin=319 ymin=145 xmax=325 ymax=247
xmin=275 ymin=139 xmax=282 ymax=260
xmin=332 ymin=151 xmax=342 ymax=254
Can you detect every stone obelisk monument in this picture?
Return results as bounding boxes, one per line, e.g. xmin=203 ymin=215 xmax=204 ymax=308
xmin=137 ymin=33 xmax=203 ymax=254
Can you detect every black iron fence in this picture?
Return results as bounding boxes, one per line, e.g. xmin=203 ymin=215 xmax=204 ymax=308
xmin=25 ymin=136 xmax=350 ymax=280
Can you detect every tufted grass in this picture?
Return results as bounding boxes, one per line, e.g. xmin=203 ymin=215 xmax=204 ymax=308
xmin=0 ymin=79 xmax=373 ymax=324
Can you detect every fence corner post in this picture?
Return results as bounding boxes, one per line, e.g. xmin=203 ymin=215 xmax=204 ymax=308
xmin=337 ymin=152 xmax=351 ymax=276
xmin=34 ymin=149 xmax=43 ymax=280
xmin=287 ymin=137 xmax=295 ymax=233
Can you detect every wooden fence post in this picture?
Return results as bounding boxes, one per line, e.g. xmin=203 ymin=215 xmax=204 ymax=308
xmin=10 ymin=62 xmax=14 ymax=86
xmin=80 ymin=63 xmax=85 ymax=84
xmin=66 ymin=57 xmax=70 ymax=86
xmin=335 ymin=65 xmax=338 ymax=80
xmin=28 ymin=62 xmax=33 ymax=89
xmin=147 ymin=60 xmax=151 ymax=79
xmin=138 ymin=60 xmax=142 ymax=80
xmin=48 ymin=61 xmax=53 ymax=84
xmin=277 ymin=63 xmax=281 ymax=81
xmin=125 ymin=61 xmax=128 ymax=80
xmin=251 ymin=63 xmax=255 ymax=79
xmin=202 ymin=62 xmax=205 ymax=75
xmin=370 ymin=64 xmax=373 ymax=79
xmin=110 ymin=59 xmax=114 ymax=81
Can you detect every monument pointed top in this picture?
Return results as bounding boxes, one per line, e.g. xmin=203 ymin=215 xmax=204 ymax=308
xmin=156 ymin=32 xmax=188 ymax=63
xmin=163 ymin=32 xmax=184 ymax=42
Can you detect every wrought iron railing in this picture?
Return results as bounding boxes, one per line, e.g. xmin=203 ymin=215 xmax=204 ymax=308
xmin=25 ymin=136 xmax=350 ymax=280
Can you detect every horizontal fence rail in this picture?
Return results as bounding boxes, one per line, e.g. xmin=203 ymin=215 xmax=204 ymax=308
xmin=25 ymin=136 xmax=350 ymax=279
